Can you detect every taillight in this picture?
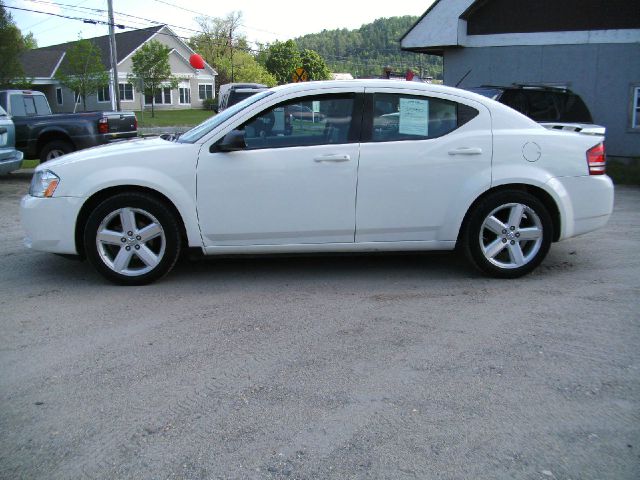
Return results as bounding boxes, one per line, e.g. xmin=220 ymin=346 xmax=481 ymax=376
xmin=97 ymin=117 xmax=109 ymax=134
xmin=134 ymin=115 xmax=138 ymax=131
xmin=587 ymin=142 xmax=606 ymax=175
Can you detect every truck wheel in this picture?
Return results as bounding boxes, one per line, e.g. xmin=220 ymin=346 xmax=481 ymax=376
xmin=83 ymin=192 xmax=182 ymax=285
xmin=40 ymin=140 xmax=73 ymax=162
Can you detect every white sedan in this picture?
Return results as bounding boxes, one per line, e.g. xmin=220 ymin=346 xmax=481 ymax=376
xmin=21 ymin=80 xmax=614 ymax=285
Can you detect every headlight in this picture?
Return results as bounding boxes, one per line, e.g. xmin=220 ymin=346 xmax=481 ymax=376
xmin=29 ymin=170 xmax=60 ymax=198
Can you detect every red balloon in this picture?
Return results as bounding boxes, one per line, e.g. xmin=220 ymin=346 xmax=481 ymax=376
xmin=189 ymin=54 xmax=205 ymax=69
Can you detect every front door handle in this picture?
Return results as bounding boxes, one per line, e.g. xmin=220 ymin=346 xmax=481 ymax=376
xmin=314 ymin=154 xmax=350 ymax=162
xmin=448 ymin=147 xmax=483 ymax=155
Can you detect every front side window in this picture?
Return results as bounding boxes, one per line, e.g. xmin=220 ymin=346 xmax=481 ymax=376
xmin=241 ymin=94 xmax=356 ymax=150
xmin=632 ymin=87 xmax=640 ymax=129
xmin=370 ymin=93 xmax=477 ymax=142
xmin=199 ymin=84 xmax=213 ymax=100
xmin=97 ymin=86 xmax=111 ymax=103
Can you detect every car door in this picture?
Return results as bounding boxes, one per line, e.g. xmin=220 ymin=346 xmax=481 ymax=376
xmin=197 ymin=90 xmax=364 ymax=247
xmin=356 ymin=87 xmax=493 ymax=243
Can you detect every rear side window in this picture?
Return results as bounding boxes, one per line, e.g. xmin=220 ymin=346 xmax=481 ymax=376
xmin=24 ymin=97 xmax=36 ymax=116
xmin=557 ymin=93 xmax=592 ymax=123
xmin=34 ymin=95 xmax=51 ymax=115
xmin=369 ymin=93 xmax=478 ymax=142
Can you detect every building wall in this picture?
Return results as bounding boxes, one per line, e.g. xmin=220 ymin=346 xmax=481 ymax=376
xmin=443 ymin=43 xmax=640 ymax=157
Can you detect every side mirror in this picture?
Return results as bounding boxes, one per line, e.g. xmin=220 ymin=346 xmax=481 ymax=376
xmin=212 ymin=129 xmax=246 ymax=153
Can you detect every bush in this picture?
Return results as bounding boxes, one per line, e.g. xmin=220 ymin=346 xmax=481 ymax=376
xmin=203 ymin=98 xmax=217 ymax=111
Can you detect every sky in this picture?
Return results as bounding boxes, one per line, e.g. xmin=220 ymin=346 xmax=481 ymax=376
xmin=6 ymin=0 xmax=434 ymax=48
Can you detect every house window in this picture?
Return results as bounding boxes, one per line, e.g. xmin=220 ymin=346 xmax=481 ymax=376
xmin=179 ymin=86 xmax=191 ymax=104
xmin=119 ymin=83 xmax=134 ymax=102
xmin=97 ymin=86 xmax=111 ymax=103
xmin=198 ymin=84 xmax=213 ymax=100
xmin=56 ymin=87 xmax=63 ymax=106
xmin=632 ymin=87 xmax=640 ymax=129
xmin=144 ymin=86 xmax=172 ymax=105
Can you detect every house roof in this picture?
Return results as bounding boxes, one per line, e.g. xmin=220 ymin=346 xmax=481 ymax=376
xmin=20 ymin=25 xmax=165 ymax=78
xmin=19 ymin=49 xmax=66 ymax=78
xmin=401 ymin=0 xmax=640 ymax=54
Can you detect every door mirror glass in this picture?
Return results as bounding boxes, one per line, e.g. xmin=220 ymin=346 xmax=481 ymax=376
xmin=214 ymin=129 xmax=246 ymax=152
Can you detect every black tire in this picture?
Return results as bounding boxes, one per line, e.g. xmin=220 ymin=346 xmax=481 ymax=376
xmin=39 ymin=140 xmax=74 ymax=162
xmin=462 ymin=190 xmax=553 ymax=278
xmin=83 ymin=192 xmax=181 ymax=285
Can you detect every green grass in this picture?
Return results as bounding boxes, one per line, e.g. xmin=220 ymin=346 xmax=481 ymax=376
xmin=135 ymin=109 xmax=215 ymax=128
xmin=21 ymin=159 xmax=39 ymax=169
xmin=607 ymin=159 xmax=640 ymax=185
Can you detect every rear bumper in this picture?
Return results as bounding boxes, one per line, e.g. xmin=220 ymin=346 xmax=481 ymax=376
xmin=0 ymin=149 xmax=24 ymax=174
xmin=21 ymin=195 xmax=84 ymax=254
xmin=547 ymin=175 xmax=614 ymax=240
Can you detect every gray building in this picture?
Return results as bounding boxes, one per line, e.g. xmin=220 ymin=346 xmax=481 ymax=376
xmin=19 ymin=25 xmax=217 ymax=113
xmin=401 ymin=0 xmax=640 ymax=157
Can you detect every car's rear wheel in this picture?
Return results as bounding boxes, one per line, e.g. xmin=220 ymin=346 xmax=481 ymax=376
xmin=463 ymin=191 xmax=553 ymax=278
xmin=40 ymin=140 xmax=73 ymax=162
xmin=83 ymin=193 xmax=181 ymax=285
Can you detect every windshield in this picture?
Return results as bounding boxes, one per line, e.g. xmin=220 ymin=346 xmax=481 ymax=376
xmin=178 ymin=90 xmax=274 ymax=143
xmin=0 ymin=105 xmax=6 ymax=117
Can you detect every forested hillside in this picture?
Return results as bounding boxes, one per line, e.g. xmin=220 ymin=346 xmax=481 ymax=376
xmin=294 ymin=16 xmax=442 ymax=79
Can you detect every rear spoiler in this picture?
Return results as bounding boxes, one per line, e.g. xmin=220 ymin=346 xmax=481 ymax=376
xmin=539 ymin=122 xmax=605 ymax=136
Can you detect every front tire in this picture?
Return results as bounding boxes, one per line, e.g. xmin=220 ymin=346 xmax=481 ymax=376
xmin=83 ymin=193 xmax=181 ymax=285
xmin=463 ymin=191 xmax=553 ymax=278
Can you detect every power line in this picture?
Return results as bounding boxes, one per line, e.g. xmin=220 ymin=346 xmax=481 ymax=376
xmin=4 ymin=4 xmax=126 ymax=28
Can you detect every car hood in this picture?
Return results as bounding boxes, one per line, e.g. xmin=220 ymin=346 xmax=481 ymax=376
xmin=38 ymin=137 xmax=179 ymax=170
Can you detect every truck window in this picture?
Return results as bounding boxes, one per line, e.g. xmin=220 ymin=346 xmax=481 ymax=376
xmin=24 ymin=97 xmax=37 ymax=116
xmin=10 ymin=95 xmax=27 ymax=116
xmin=34 ymin=96 xmax=52 ymax=115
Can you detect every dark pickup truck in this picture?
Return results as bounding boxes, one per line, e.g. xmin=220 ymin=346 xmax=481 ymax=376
xmin=0 ymin=90 xmax=137 ymax=162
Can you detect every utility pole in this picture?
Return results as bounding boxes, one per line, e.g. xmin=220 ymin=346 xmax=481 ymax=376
xmin=107 ymin=0 xmax=121 ymax=111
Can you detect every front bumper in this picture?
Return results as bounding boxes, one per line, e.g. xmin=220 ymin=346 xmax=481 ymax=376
xmin=21 ymin=195 xmax=85 ymax=254
xmin=0 ymin=149 xmax=24 ymax=175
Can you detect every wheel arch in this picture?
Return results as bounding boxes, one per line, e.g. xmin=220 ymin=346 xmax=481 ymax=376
xmin=456 ymin=183 xmax=561 ymax=248
xmin=37 ymin=130 xmax=75 ymax=156
xmin=74 ymin=185 xmax=189 ymax=259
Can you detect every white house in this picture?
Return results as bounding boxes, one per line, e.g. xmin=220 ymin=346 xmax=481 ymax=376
xmin=20 ymin=25 xmax=217 ymax=113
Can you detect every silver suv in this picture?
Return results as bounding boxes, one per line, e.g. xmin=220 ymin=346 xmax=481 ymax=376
xmin=0 ymin=106 xmax=23 ymax=175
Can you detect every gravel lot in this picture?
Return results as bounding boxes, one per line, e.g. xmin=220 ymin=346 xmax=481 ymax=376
xmin=1 ymin=170 xmax=639 ymax=480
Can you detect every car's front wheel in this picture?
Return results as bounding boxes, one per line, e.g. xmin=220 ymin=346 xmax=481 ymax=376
xmin=463 ymin=191 xmax=553 ymax=278
xmin=83 ymin=193 xmax=181 ymax=285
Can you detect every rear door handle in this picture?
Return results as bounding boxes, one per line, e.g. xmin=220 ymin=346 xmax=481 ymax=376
xmin=448 ymin=147 xmax=483 ymax=155
xmin=314 ymin=154 xmax=350 ymax=162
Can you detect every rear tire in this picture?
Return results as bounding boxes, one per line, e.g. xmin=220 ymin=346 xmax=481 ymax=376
xmin=462 ymin=191 xmax=553 ymax=278
xmin=39 ymin=140 xmax=73 ymax=162
xmin=83 ymin=192 xmax=181 ymax=285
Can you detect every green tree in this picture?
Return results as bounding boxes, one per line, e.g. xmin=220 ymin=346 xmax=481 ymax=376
xmin=300 ymin=49 xmax=332 ymax=81
xmin=264 ymin=40 xmax=301 ymax=85
xmin=0 ymin=1 xmax=30 ymax=87
xmin=129 ymin=40 xmax=177 ymax=117
xmin=189 ymin=12 xmax=275 ymax=88
xmin=54 ymin=37 xmax=109 ymax=111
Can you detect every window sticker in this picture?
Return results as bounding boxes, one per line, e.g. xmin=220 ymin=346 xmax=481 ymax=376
xmin=399 ymin=97 xmax=429 ymax=136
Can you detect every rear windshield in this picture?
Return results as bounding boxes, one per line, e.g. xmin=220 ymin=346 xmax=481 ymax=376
xmin=499 ymin=89 xmax=593 ymax=123
xmin=468 ymin=87 xmax=502 ymax=100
